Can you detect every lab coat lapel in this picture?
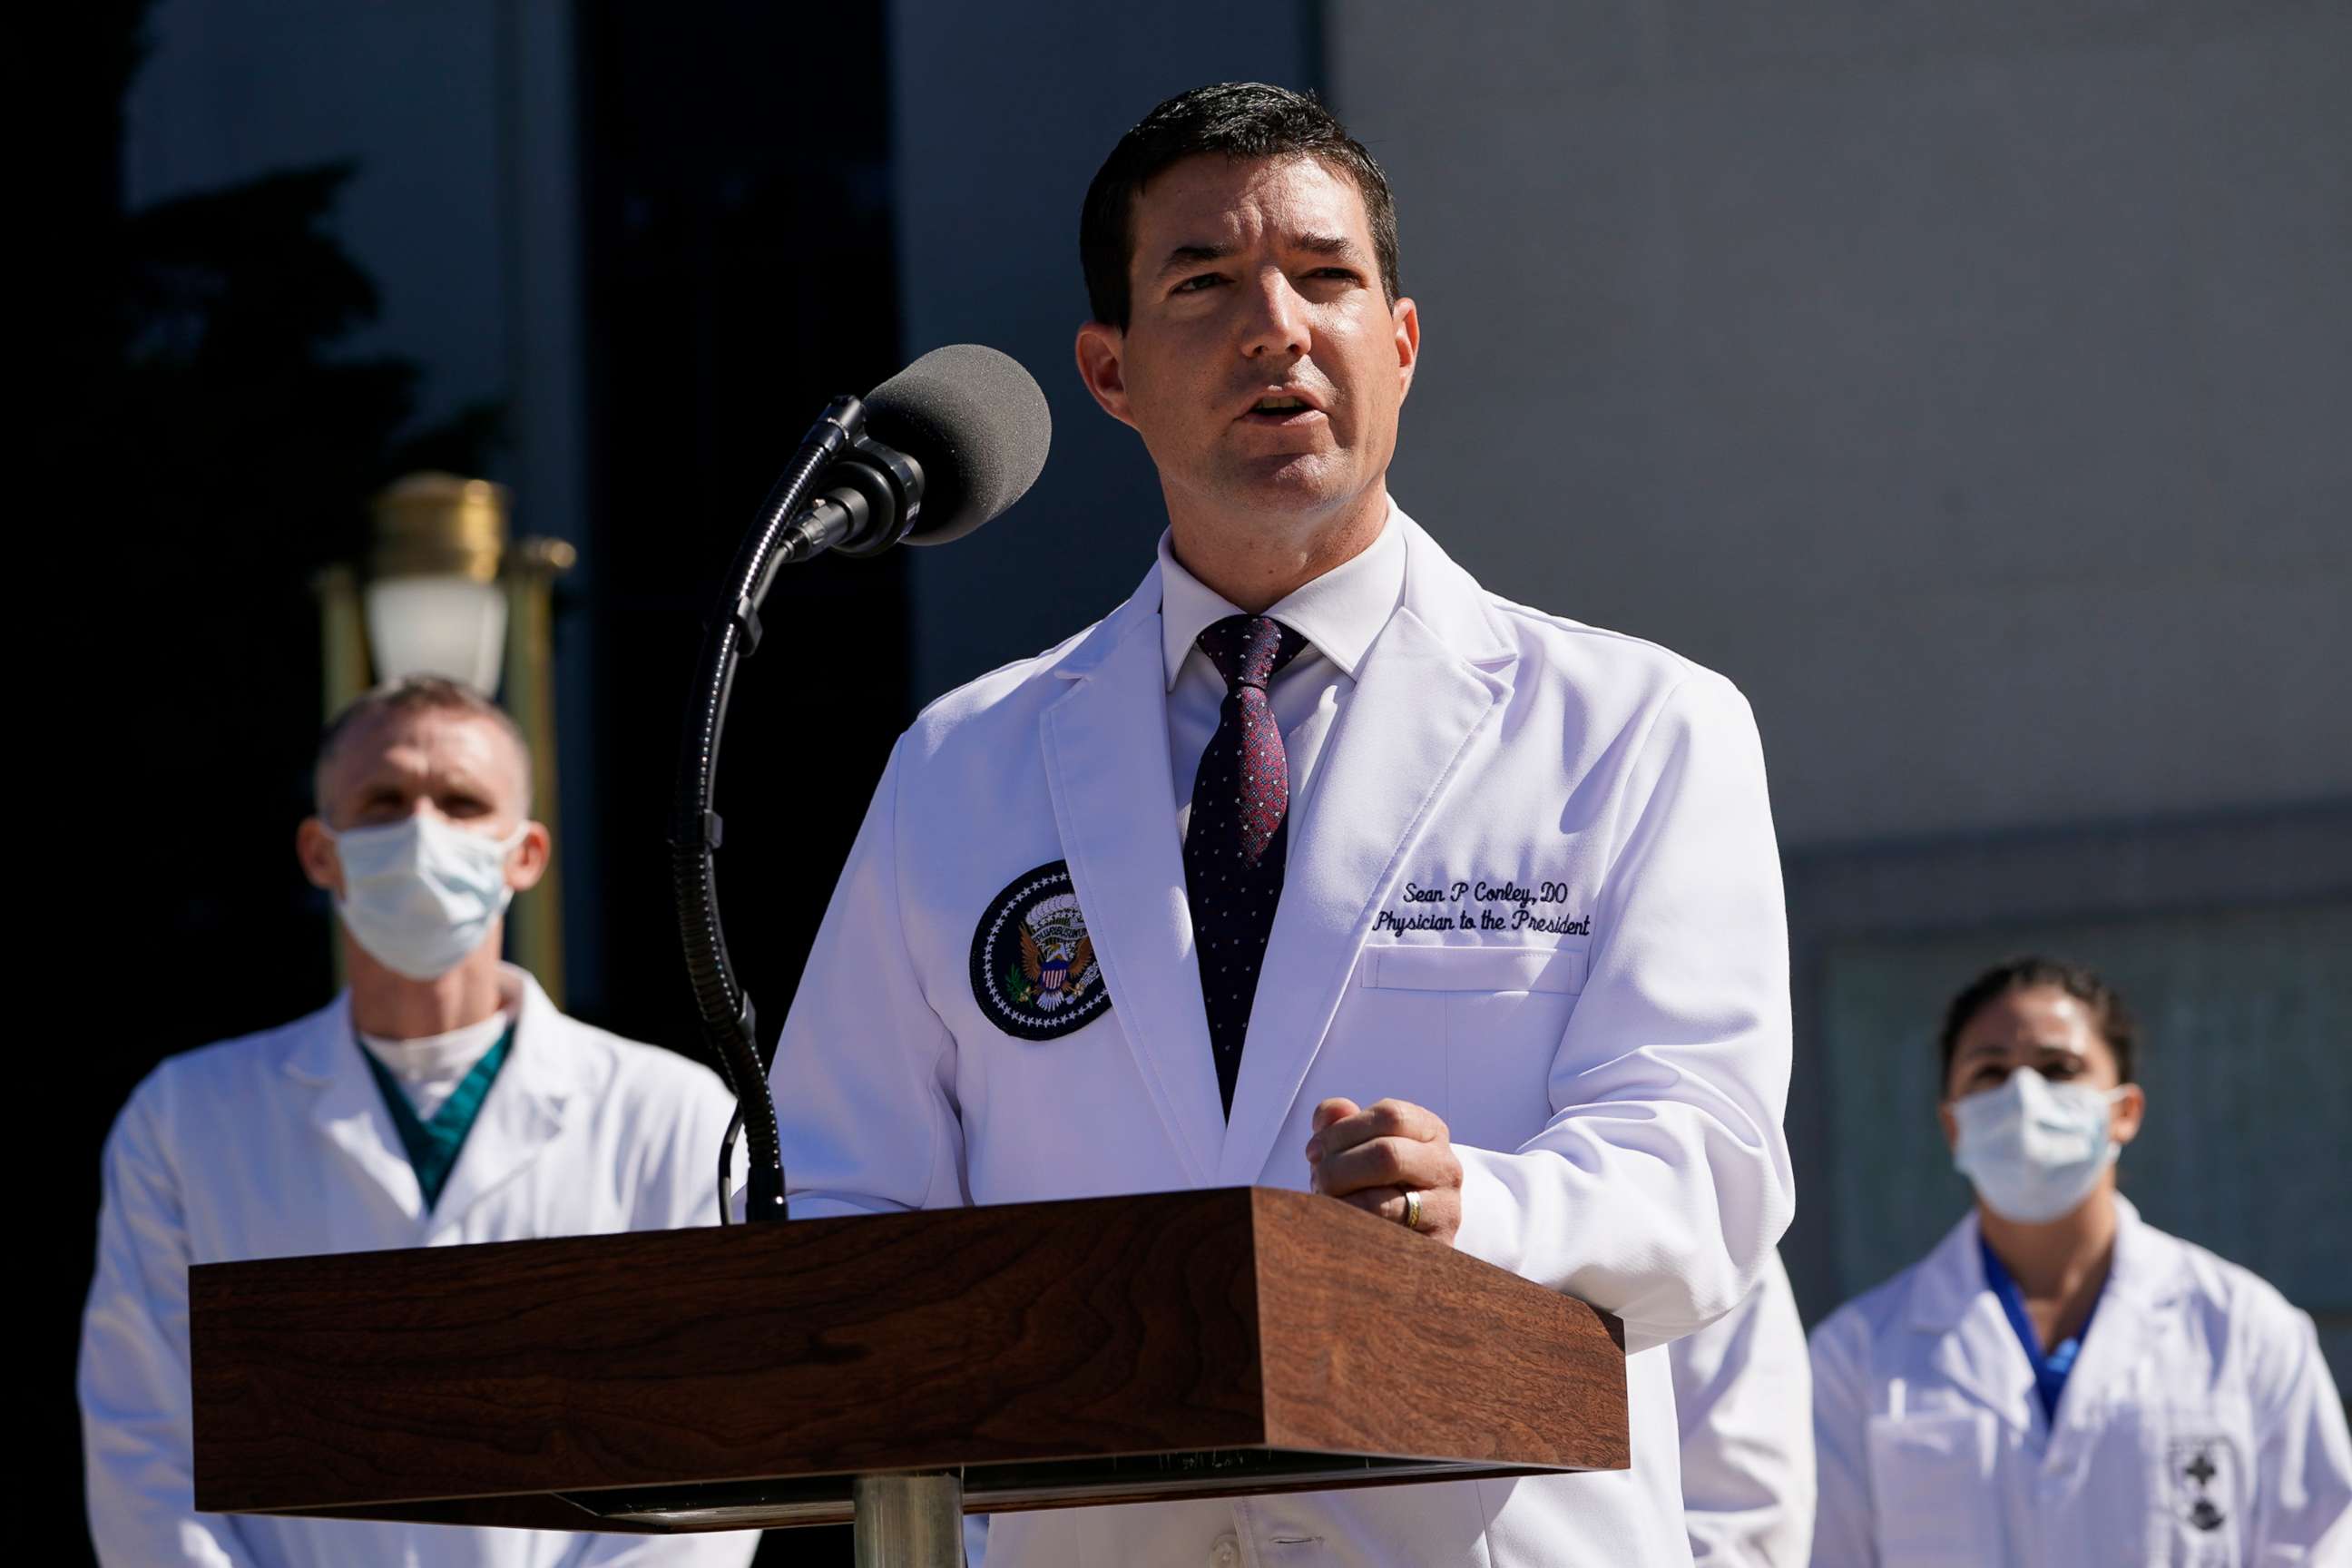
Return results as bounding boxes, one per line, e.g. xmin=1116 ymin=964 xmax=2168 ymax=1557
xmin=1911 ymin=1210 xmax=2039 ymax=1436
xmin=1042 ymin=574 xmax=1228 ymax=1185
xmin=286 ymin=993 xmax=426 ymax=1224
xmin=426 ymin=968 xmax=576 ymax=1237
xmin=1215 ymin=519 xmax=1514 ymax=1186
xmin=2043 ymin=1196 xmax=2175 ymax=1457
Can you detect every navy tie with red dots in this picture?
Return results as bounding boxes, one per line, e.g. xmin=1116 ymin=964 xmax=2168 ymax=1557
xmin=1185 ymin=613 xmax=1309 ymax=1117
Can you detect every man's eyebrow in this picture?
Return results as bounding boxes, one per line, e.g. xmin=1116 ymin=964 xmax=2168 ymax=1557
xmin=431 ymin=760 xmax=511 ymax=799
xmin=1291 ymin=231 xmax=1364 ymax=260
xmin=1152 ymin=233 xmax=1369 ymax=280
xmin=1154 ymin=242 xmax=1234 ymax=279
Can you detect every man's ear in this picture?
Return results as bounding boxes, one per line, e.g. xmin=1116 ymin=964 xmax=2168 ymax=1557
xmin=1392 ymin=294 xmax=1420 ymax=402
xmin=1074 ymin=322 xmax=1139 ymax=430
xmin=296 ymin=818 xmax=343 ymax=898
xmin=505 ymin=822 xmax=553 ymax=894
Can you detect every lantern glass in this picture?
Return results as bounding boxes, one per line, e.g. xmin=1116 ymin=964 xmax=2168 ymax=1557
xmin=363 ymin=574 xmax=508 ymax=694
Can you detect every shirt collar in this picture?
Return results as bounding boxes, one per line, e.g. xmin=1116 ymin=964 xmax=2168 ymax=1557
xmin=1157 ymin=502 xmax=1406 ymax=691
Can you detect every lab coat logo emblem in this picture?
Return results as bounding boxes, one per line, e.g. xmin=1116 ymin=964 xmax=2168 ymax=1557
xmin=2167 ymin=1437 xmax=2234 ymax=1534
xmin=969 ymin=861 xmax=1112 ymax=1042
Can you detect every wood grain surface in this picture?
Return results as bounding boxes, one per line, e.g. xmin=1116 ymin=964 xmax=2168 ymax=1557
xmin=1251 ymin=1188 xmax=1628 ymax=1470
xmin=191 ymin=1186 xmax=1625 ymax=1522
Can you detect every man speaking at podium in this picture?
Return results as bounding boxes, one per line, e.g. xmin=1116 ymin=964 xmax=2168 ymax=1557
xmin=772 ymin=83 xmax=1794 ymax=1565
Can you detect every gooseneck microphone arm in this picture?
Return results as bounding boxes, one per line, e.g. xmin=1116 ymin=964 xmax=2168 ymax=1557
xmin=671 ymin=342 xmax=1051 ymax=1229
xmin=671 ymin=395 xmax=925 ymax=1225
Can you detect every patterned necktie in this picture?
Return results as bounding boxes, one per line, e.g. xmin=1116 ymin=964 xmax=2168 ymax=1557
xmin=1185 ymin=613 xmax=1309 ymax=1116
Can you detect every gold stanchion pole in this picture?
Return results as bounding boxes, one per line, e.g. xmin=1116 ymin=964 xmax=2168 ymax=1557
xmin=501 ymin=535 xmax=576 ymax=1009
xmin=315 ymin=564 xmax=375 ymax=721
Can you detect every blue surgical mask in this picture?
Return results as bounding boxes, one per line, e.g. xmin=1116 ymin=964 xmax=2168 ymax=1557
xmin=328 ymin=814 xmax=526 ymax=981
xmin=1951 ymin=1066 xmax=2124 ymax=1224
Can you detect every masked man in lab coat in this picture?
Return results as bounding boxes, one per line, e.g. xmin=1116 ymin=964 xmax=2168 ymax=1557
xmin=1809 ymin=956 xmax=2352 ymax=1566
xmin=79 ymin=677 xmax=760 ymax=1568
xmin=1673 ymin=1250 xmax=1815 ymax=1564
xmin=770 ymin=83 xmax=1795 ymax=1566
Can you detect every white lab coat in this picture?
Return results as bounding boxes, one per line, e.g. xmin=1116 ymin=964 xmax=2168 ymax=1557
xmin=1808 ymin=1196 xmax=2352 ymax=1566
xmin=1672 ymin=1250 xmax=1814 ymax=1565
xmin=771 ymin=512 xmax=1796 ymax=1567
xmin=79 ymin=965 xmax=762 ymax=1568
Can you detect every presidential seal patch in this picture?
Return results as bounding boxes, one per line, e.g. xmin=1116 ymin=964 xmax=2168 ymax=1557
xmin=968 ymin=861 xmax=1113 ymax=1042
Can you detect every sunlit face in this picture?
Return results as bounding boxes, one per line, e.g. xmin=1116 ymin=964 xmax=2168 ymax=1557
xmin=1076 ymin=154 xmax=1417 ymax=534
xmin=1939 ymin=985 xmax=2145 ymax=1152
xmin=296 ymin=707 xmax=543 ymax=901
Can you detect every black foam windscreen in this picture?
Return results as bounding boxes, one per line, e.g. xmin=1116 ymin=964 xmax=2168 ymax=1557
xmin=863 ymin=344 xmax=1052 ymax=545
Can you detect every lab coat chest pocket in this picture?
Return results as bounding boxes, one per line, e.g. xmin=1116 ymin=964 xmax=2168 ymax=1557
xmin=1866 ymin=1409 xmax=2004 ymax=1565
xmin=2126 ymin=1395 xmax=2251 ymax=1568
xmin=1359 ymin=945 xmax=1583 ymax=1151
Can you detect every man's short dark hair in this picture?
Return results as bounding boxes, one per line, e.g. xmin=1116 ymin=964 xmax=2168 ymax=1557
xmin=1081 ymin=82 xmax=1401 ymax=330
xmin=314 ymin=675 xmax=531 ymax=813
xmin=1938 ymin=956 xmax=2139 ymax=1087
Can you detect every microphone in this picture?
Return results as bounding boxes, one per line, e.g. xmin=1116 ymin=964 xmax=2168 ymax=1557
xmin=868 ymin=343 xmax=1054 ymax=544
xmin=678 ymin=343 xmax=1049 ymax=1224
xmin=785 ymin=344 xmax=1052 ymax=560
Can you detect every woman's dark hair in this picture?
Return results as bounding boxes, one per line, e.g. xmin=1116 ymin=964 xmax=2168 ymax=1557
xmin=1080 ymin=82 xmax=1400 ymax=329
xmin=1938 ymin=956 xmax=2139 ymax=1086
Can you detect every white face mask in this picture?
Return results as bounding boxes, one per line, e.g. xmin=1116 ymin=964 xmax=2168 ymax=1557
xmin=1950 ymin=1066 xmax=2124 ymax=1224
xmin=328 ymin=814 xmax=527 ymax=981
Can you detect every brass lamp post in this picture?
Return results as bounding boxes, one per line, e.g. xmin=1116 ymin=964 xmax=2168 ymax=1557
xmin=314 ymin=474 xmax=576 ymax=1004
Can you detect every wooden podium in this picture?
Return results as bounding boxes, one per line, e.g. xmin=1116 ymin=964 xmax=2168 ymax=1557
xmin=191 ymin=1186 xmax=1625 ymax=1554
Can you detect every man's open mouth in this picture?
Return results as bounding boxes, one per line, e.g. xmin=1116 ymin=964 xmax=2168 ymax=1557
xmin=1242 ymin=394 xmax=1324 ymax=424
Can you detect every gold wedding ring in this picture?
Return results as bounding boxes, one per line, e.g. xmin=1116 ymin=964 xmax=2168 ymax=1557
xmin=1401 ymin=1188 xmax=1425 ymax=1231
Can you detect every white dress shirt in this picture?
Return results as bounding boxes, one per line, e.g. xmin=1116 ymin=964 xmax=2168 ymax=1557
xmin=1159 ymin=507 xmax=1406 ymax=841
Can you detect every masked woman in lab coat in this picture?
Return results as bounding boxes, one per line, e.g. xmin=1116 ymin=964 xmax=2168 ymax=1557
xmin=1808 ymin=957 xmax=2350 ymax=1566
